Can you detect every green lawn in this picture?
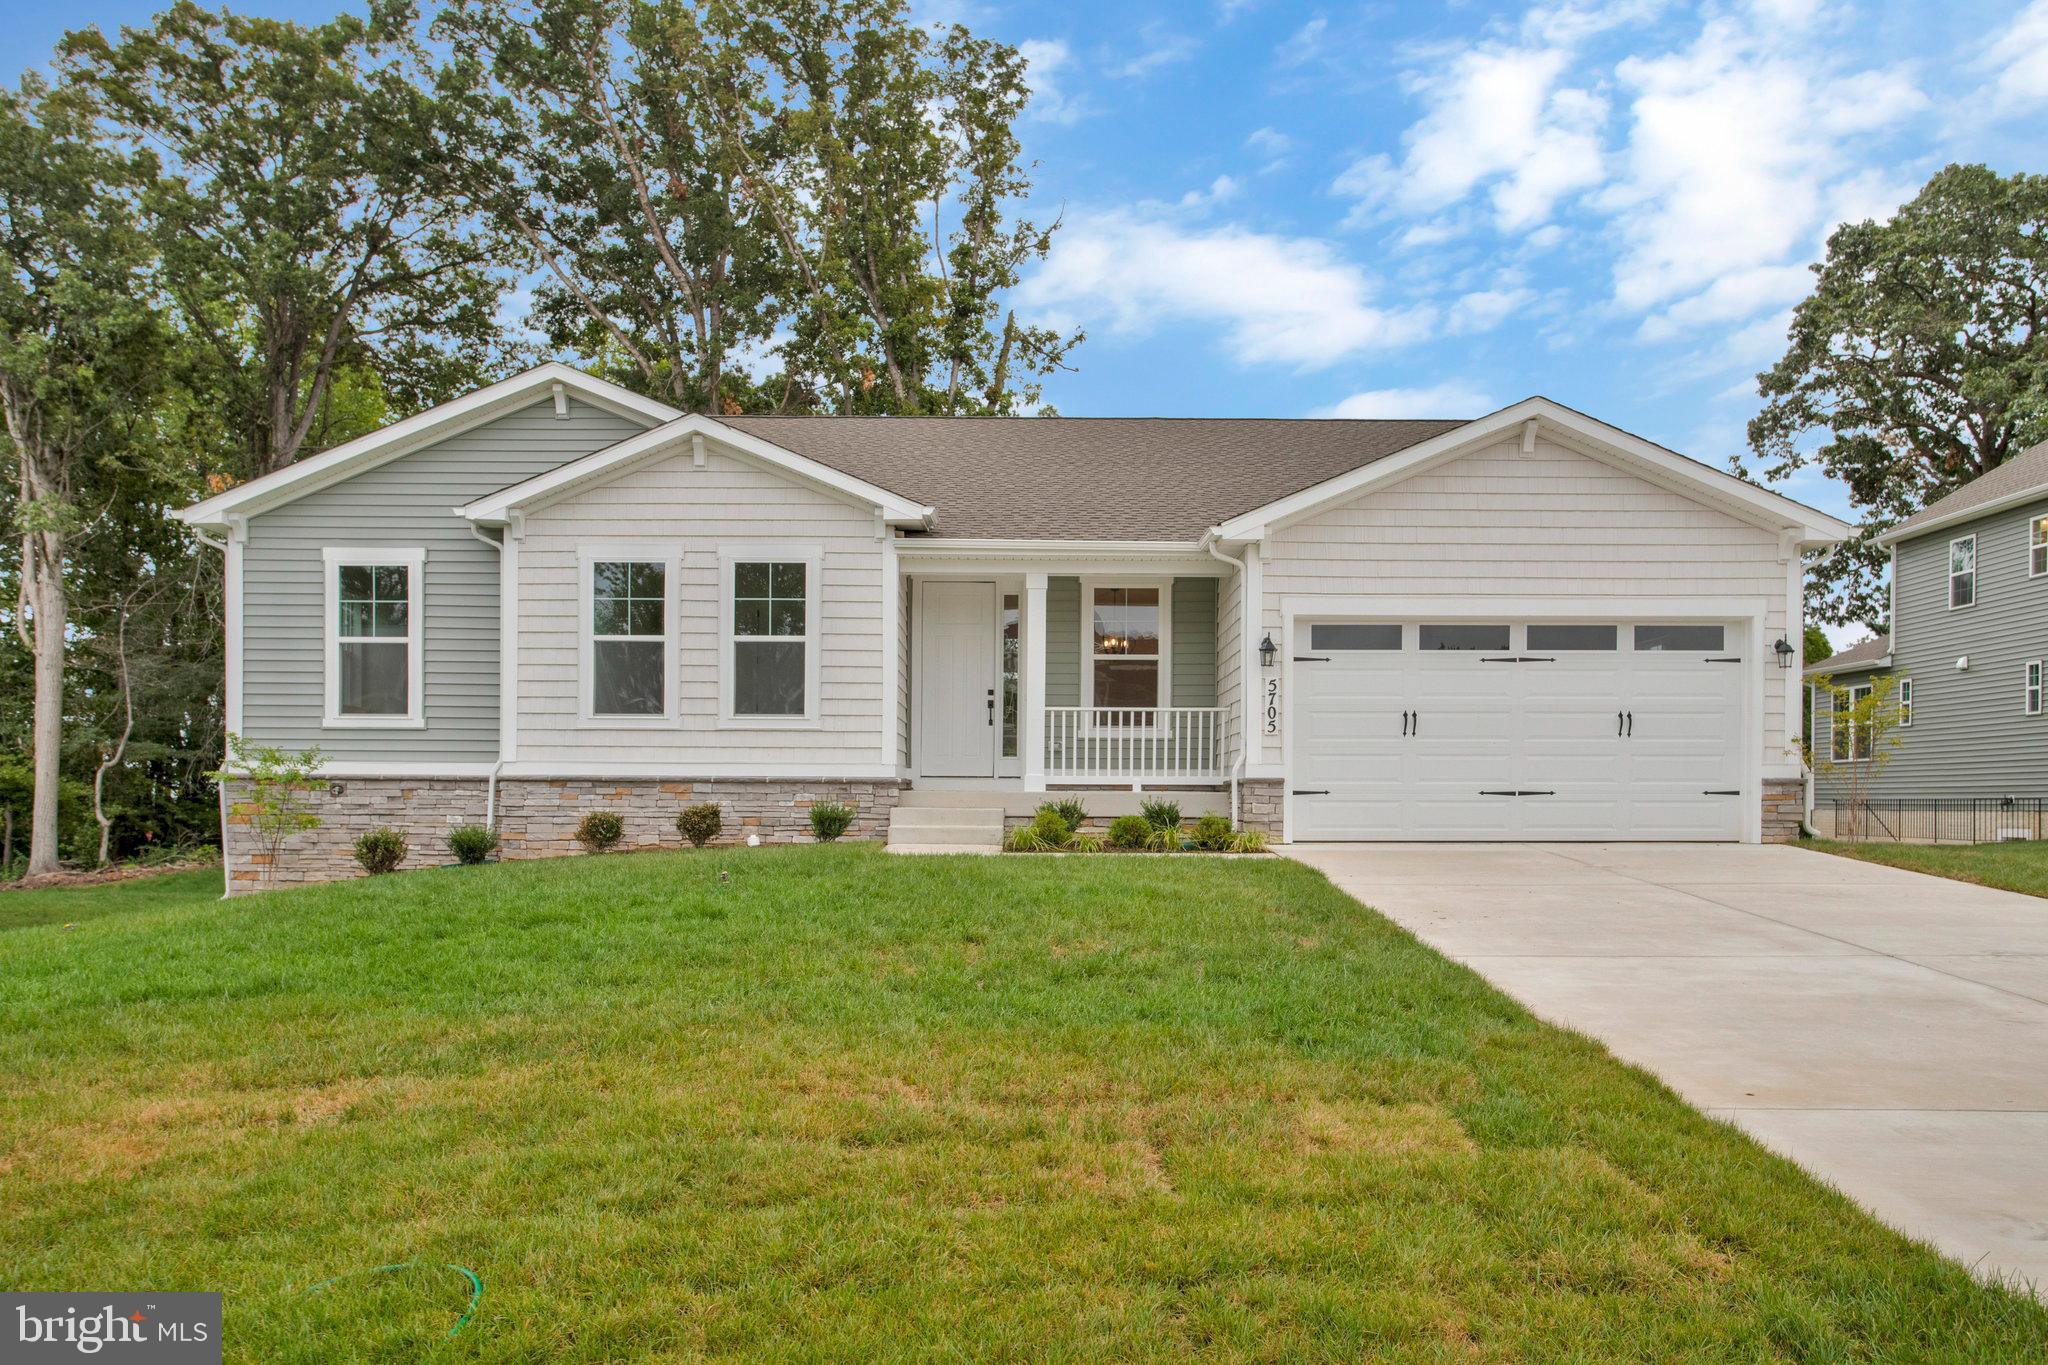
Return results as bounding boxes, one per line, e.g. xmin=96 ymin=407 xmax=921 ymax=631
xmin=3 ymin=847 xmax=2041 ymax=1360
xmin=0 ymin=866 xmax=222 ymax=932
xmin=1808 ymin=837 xmax=2048 ymax=899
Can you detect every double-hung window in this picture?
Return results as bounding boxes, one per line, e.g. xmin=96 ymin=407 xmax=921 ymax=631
xmin=1897 ymin=677 xmax=1913 ymax=728
xmin=587 ymin=557 xmax=672 ymax=719
xmin=1087 ymin=583 xmax=1166 ymax=720
xmin=323 ymin=547 xmax=424 ymax=727
xmin=2033 ymin=517 xmax=2048 ymax=577
xmin=722 ymin=551 xmax=820 ymax=723
xmin=2029 ymin=662 xmax=2043 ymax=717
xmin=1949 ymin=535 xmax=1976 ymax=608
xmin=1832 ymin=682 xmax=1874 ymax=761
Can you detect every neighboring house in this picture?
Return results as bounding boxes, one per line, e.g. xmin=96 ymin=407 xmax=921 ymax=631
xmin=1809 ymin=438 xmax=2048 ymax=814
xmin=176 ymin=363 xmax=1846 ymax=887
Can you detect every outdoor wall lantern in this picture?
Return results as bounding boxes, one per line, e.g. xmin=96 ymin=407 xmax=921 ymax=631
xmin=1773 ymin=636 xmax=1795 ymax=669
xmin=1259 ymin=634 xmax=1277 ymax=669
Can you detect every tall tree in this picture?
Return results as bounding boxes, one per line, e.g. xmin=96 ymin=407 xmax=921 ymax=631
xmin=0 ymin=75 xmax=165 ymax=877
xmin=1747 ymin=164 xmax=2048 ymax=626
xmin=60 ymin=0 xmax=516 ymax=480
xmin=437 ymin=0 xmax=1077 ymax=414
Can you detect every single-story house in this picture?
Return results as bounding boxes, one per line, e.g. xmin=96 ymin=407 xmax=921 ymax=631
xmin=176 ymin=364 xmax=1847 ymax=886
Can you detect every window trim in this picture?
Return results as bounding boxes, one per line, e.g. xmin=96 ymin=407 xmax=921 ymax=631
xmin=718 ymin=545 xmax=824 ymax=729
xmin=2032 ymin=517 xmax=2048 ymax=578
xmin=1079 ymin=577 xmax=1173 ymax=717
xmin=1948 ymin=534 xmax=1976 ymax=610
xmin=2029 ymin=662 xmax=2042 ymax=717
xmin=321 ymin=546 xmax=426 ymax=729
xmin=578 ymin=543 xmax=681 ymax=726
xmin=1833 ymin=681 xmax=1874 ymax=762
xmin=1897 ymin=676 xmax=1912 ymax=729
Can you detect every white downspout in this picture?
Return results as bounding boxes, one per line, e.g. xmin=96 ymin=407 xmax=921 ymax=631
xmin=1202 ymin=530 xmax=1251 ymax=826
xmin=470 ymin=523 xmax=509 ymax=830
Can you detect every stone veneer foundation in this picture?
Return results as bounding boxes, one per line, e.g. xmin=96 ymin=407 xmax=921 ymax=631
xmin=1760 ymin=777 xmax=1804 ymax=843
xmin=224 ymin=776 xmax=903 ymax=892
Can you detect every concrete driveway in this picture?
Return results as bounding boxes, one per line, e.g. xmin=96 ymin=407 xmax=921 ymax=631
xmin=1285 ymin=842 xmax=2048 ymax=1291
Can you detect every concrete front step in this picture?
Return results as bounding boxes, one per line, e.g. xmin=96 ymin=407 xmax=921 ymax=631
xmin=886 ymin=806 xmax=1005 ymax=851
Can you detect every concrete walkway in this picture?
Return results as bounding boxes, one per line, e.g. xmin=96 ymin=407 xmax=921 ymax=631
xmin=1284 ymin=842 xmax=2048 ymax=1292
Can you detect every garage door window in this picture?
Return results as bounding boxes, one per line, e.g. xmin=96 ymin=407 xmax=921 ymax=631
xmin=1526 ymin=624 xmax=1616 ymax=651
xmin=1634 ymin=624 xmax=1723 ymax=651
xmin=1310 ymin=623 xmax=1401 ymax=650
xmin=1420 ymin=623 xmax=1509 ymax=651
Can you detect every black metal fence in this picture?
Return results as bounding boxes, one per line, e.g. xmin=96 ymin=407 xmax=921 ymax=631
xmin=1817 ymin=797 xmax=2048 ymax=844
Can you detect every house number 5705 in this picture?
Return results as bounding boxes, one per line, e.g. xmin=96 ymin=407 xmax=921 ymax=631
xmin=1264 ymin=677 xmax=1279 ymax=735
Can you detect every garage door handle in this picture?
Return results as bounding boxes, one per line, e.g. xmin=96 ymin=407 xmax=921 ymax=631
xmin=1617 ymin=710 xmax=1624 ymax=736
xmin=1626 ymin=711 xmax=1633 ymax=736
xmin=1401 ymin=710 xmax=1409 ymax=736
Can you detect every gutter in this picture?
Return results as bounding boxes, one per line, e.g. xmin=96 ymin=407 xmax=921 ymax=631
xmin=469 ymin=522 xmax=510 ymax=831
xmin=1874 ymin=482 xmax=2048 ymax=546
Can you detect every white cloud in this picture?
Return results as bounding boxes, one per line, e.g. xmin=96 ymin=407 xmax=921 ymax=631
xmin=1983 ymin=0 xmax=2048 ymax=111
xmin=1016 ymin=211 xmax=1434 ymax=369
xmin=1636 ymin=264 xmax=1810 ymax=340
xmin=1019 ymin=39 xmax=1089 ymax=126
xmin=1178 ymin=175 xmax=1242 ymax=210
xmin=1274 ymin=17 xmax=1328 ymax=67
xmin=1333 ymin=43 xmax=1607 ymax=232
xmin=1447 ymin=287 xmax=1538 ymax=334
xmin=1109 ymin=24 xmax=1200 ymax=79
xmin=1597 ymin=12 xmax=1924 ymax=322
xmin=1245 ymin=126 xmax=1295 ymax=172
xmin=1312 ymin=382 xmax=1497 ymax=418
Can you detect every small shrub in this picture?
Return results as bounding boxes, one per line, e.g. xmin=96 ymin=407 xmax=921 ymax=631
xmin=1139 ymin=798 xmax=1182 ymax=830
xmin=1106 ymin=814 xmax=1151 ymax=849
xmin=353 ymin=827 xmax=408 ymax=875
xmin=675 ymin=803 xmax=722 ymax=847
xmin=577 ymin=810 xmax=625 ymax=852
xmin=1145 ymin=824 xmax=1184 ymax=853
xmin=1003 ymin=823 xmax=1052 ymax=852
xmin=446 ymin=825 xmax=498 ymax=865
xmin=1068 ymin=831 xmax=1105 ymax=853
xmin=1229 ymin=828 xmax=1269 ymax=854
xmin=1048 ymin=797 xmax=1089 ymax=832
xmin=1191 ymin=814 xmax=1234 ymax=851
xmin=809 ymin=801 xmax=856 ymax=842
xmin=1033 ymin=801 xmax=1075 ymax=840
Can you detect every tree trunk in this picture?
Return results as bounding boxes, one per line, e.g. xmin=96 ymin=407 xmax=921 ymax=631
xmin=26 ymin=531 xmax=66 ymax=877
xmin=92 ymin=602 xmax=137 ymax=868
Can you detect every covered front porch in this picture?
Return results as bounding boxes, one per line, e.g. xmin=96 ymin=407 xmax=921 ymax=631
xmin=895 ymin=545 xmax=1242 ymax=791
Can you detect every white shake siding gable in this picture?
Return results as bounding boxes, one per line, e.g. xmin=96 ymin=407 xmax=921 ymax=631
xmin=514 ymin=445 xmax=889 ymax=770
xmin=1258 ymin=435 xmax=1792 ymax=772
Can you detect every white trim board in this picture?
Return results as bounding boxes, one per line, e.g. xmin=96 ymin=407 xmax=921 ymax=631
xmin=459 ymin=413 xmax=931 ymax=528
xmin=176 ymin=364 xmax=676 ymax=529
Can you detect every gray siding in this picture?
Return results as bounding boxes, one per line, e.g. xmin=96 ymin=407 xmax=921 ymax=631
xmin=1042 ymin=575 xmax=1217 ymax=708
xmin=1170 ymin=576 xmax=1218 ymax=707
xmin=1045 ymin=577 xmax=1080 ymax=706
xmin=1815 ymin=495 xmax=2048 ymax=799
xmin=241 ymin=397 xmax=648 ymax=759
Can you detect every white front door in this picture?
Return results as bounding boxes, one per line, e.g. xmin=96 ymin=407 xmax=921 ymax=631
xmin=918 ymin=581 xmax=998 ymax=777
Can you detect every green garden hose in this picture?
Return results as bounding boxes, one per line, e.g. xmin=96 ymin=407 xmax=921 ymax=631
xmin=301 ymin=1260 xmax=483 ymax=1339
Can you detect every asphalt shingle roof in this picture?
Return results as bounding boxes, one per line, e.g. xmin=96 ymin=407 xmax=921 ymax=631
xmin=715 ymin=416 xmax=1465 ymax=540
xmin=1885 ymin=439 xmax=2048 ymax=541
xmin=1804 ymin=635 xmax=1891 ymax=676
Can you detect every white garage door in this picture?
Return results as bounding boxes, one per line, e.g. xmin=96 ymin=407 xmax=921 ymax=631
xmin=1290 ymin=621 xmax=1745 ymax=841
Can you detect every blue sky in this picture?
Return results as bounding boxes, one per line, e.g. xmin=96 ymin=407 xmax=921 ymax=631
xmin=11 ymin=0 xmax=2048 ymax=561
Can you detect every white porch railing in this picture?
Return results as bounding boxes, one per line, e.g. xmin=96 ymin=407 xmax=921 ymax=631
xmin=1043 ymin=707 xmax=1230 ymax=782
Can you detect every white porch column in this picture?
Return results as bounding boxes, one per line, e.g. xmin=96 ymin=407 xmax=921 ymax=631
xmin=1023 ymin=571 xmax=1048 ymax=790
xmin=1243 ymin=540 xmax=1263 ymax=767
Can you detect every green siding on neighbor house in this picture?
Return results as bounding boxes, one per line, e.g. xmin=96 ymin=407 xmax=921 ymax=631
xmin=240 ymin=397 xmax=649 ymax=761
xmin=1043 ymin=576 xmax=1218 ymax=709
xmin=1813 ymin=494 xmax=2048 ymax=801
